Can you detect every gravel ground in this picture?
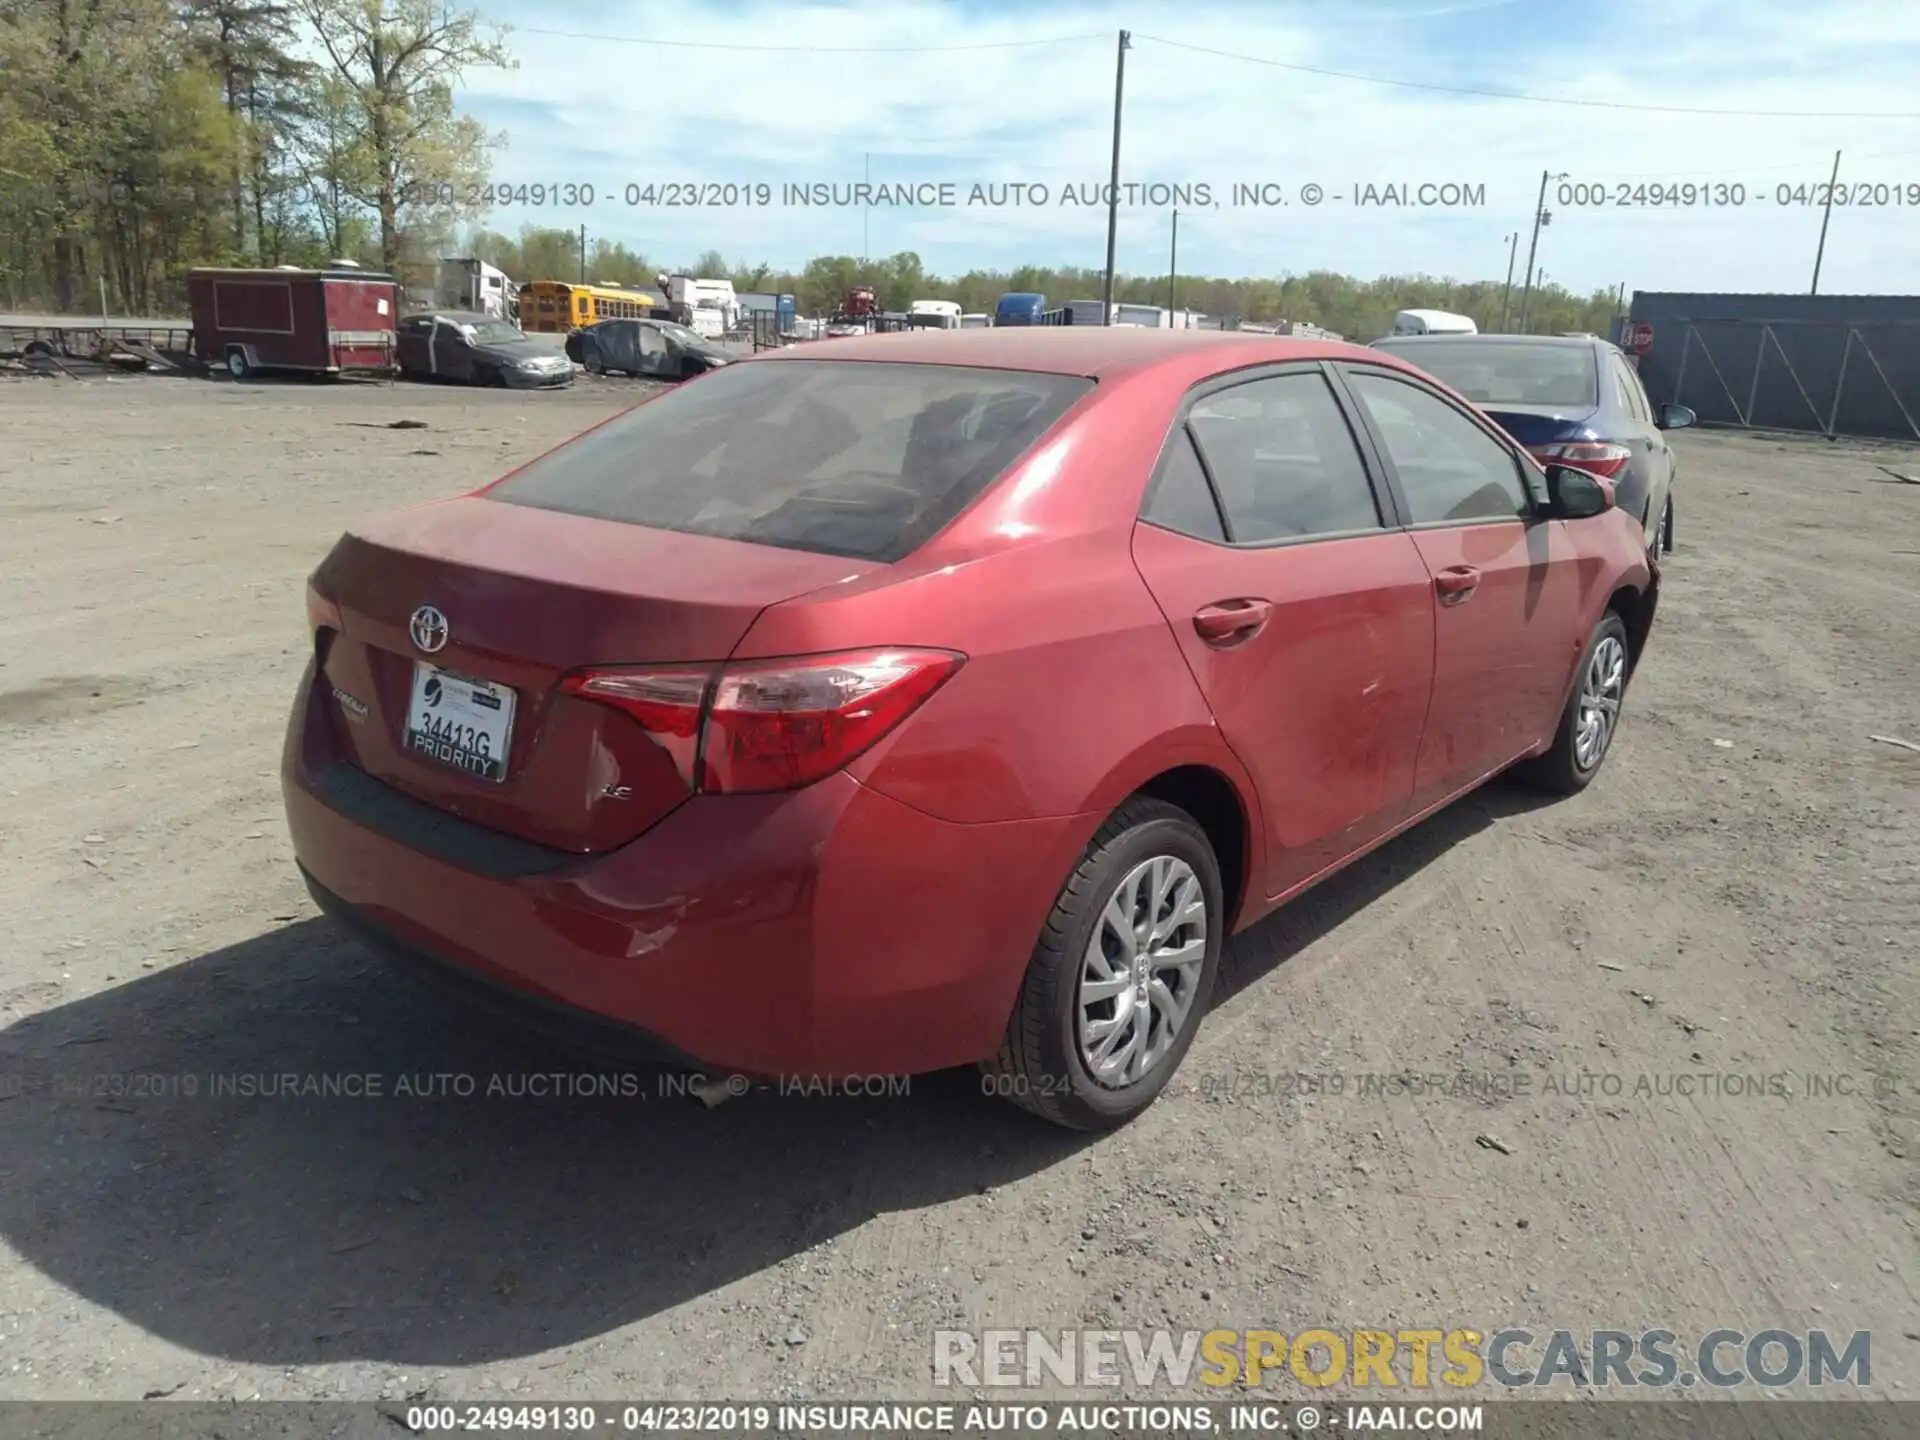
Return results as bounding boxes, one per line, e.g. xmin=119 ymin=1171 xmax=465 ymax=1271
xmin=0 ymin=373 xmax=1914 ymax=1406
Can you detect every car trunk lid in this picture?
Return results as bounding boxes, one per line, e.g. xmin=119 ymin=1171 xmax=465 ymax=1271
xmin=1480 ymin=404 xmax=1600 ymax=447
xmin=309 ymin=496 xmax=878 ymax=852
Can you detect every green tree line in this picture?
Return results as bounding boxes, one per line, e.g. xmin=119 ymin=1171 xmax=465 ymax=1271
xmin=475 ymin=229 xmax=1624 ymax=338
xmin=0 ymin=0 xmax=510 ymax=313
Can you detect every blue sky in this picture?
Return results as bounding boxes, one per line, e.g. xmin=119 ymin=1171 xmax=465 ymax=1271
xmin=456 ymin=0 xmax=1920 ymax=294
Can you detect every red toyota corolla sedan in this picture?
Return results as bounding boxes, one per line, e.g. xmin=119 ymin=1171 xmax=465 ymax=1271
xmin=283 ymin=328 xmax=1657 ymax=1130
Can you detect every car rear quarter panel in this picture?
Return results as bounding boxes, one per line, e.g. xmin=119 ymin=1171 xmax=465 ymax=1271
xmin=738 ymin=528 xmax=1244 ymax=826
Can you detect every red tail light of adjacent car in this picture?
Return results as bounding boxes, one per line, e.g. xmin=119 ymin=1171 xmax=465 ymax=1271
xmin=1526 ymin=441 xmax=1633 ymax=479
xmin=562 ymin=648 xmax=965 ymax=795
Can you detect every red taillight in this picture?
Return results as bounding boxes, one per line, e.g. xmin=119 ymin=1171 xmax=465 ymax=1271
xmin=561 ymin=665 xmax=711 ymax=782
xmin=561 ymin=648 xmax=964 ymax=795
xmin=1527 ymin=441 xmax=1632 ymax=479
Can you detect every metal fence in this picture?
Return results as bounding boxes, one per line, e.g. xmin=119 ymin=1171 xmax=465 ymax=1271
xmin=1628 ymin=294 xmax=1920 ymax=442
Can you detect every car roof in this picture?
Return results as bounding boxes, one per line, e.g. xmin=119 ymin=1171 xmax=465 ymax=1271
xmin=754 ymin=326 xmax=1396 ymax=380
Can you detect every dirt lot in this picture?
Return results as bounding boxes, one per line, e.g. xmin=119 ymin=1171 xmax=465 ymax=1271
xmin=0 ymin=373 xmax=1914 ymax=1405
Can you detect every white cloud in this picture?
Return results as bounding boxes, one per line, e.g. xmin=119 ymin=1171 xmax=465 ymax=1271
xmin=459 ymin=0 xmax=1920 ymax=293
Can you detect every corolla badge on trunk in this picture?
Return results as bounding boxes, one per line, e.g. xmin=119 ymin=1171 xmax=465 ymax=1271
xmin=409 ymin=605 xmax=449 ymax=653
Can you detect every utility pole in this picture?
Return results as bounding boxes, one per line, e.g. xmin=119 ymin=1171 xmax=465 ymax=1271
xmin=1499 ymin=231 xmax=1519 ymax=331
xmin=1167 ymin=209 xmax=1179 ymax=315
xmin=1101 ymin=29 xmax=1131 ymax=325
xmin=1811 ymin=149 xmax=1841 ymax=295
xmin=863 ymin=152 xmax=870 ymax=266
xmin=578 ymin=224 xmax=586 ymax=284
xmin=1517 ymin=170 xmax=1563 ymax=333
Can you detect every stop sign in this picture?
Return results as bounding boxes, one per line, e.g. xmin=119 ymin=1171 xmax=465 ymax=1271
xmin=1628 ymin=323 xmax=1654 ymax=354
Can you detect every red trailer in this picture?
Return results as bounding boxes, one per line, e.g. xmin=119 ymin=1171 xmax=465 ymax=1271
xmin=187 ymin=265 xmax=399 ymax=379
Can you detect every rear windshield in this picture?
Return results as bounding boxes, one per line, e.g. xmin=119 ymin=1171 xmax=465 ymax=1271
xmin=1373 ymin=339 xmax=1599 ymax=408
xmin=487 ymin=360 xmax=1093 ymax=562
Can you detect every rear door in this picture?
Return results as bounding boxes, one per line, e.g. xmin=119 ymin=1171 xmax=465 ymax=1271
xmin=1336 ymin=364 xmax=1583 ymax=807
xmin=1129 ymin=365 xmax=1436 ymax=899
xmin=592 ymin=321 xmax=635 ymax=373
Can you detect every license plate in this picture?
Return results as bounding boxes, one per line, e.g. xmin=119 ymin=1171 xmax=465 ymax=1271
xmin=404 ymin=661 xmax=516 ymax=782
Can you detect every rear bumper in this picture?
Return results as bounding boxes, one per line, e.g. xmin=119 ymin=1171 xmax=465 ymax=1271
xmin=282 ymin=662 xmax=1085 ymax=1077
xmin=302 ymin=864 xmax=701 ymax=1069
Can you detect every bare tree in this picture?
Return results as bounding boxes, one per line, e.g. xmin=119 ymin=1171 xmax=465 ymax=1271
xmin=293 ymin=0 xmax=512 ymax=276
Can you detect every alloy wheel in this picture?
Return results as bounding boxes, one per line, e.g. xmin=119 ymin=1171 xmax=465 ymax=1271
xmin=1076 ymin=855 xmax=1208 ymax=1088
xmin=1574 ymin=635 xmax=1627 ymax=771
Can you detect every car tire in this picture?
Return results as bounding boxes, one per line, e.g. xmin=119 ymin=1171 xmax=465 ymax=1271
xmin=1660 ymin=497 xmax=1674 ymax=554
xmin=982 ymin=795 xmax=1224 ymax=1132
xmin=224 ymin=347 xmax=252 ymax=380
xmin=1516 ymin=610 xmax=1632 ymax=796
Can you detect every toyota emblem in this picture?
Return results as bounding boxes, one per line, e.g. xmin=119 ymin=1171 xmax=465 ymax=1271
xmin=409 ymin=605 xmax=450 ymax=654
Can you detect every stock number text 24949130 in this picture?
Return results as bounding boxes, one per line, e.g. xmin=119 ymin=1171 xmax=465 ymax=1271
xmin=402 ymin=181 xmax=597 ymax=207
xmin=1557 ymin=180 xmax=1752 ymax=208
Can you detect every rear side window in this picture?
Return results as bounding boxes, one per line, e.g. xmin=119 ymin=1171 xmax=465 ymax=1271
xmin=487 ymin=360 xmax=1093 ymax=562
xmin=1142 ymin=429 xmax=1227 ymax=541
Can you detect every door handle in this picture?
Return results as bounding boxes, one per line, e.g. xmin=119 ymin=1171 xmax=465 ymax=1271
xmin=1193 ymin=599 xmax=1272 ymax=646
xmin=1434 ymin=566 xmax=1481 ymax=605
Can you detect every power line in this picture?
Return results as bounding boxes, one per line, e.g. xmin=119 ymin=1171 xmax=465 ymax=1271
xmin=513 ymin=26 xmax=1105 ymax=53
xmin=1131 ymin=33 xmax=1920 ymax=119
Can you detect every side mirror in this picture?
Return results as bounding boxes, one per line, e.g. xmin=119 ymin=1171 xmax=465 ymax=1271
xmin=1544 ymin=463 xmax=1614 ymax=519
xmin=1658 ymin=403 xmax=1696 ymax=430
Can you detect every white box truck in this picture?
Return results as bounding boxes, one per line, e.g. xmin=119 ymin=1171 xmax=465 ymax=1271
xmin=435 ymin=258 xmax=519 ymax=322
xmin=660 ymin=274 xmax=741 ymax=339
xmin=906 ymin=299 xmax=962 ymax=329
xmin=1390 ymin=309 xmax=1478 ymax=336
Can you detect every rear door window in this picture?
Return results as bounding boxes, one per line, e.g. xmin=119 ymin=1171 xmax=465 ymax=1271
xmin=1186 ymin=373 xmax=1384 ymax=542
xmin=487 ymin=360 xmax=1093 ymax=562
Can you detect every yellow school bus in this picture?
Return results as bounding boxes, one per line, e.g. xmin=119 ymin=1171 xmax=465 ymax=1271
xmin=520 ymin=281 xmax=664 ymax=332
